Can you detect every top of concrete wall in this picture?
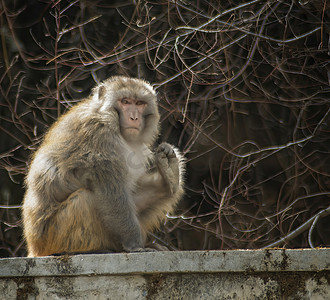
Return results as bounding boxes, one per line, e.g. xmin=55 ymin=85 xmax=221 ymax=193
xmin=0 ymin=249 xmax=329 ymax=278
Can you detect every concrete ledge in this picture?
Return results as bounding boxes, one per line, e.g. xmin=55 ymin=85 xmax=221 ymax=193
xmin=1 ymin=249 xmax=329 ymax=299
xmin=1 ymin=249 xmax=329 ymax=277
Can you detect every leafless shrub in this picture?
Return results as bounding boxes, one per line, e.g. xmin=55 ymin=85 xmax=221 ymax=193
xmin=0 ymin=0 xmax=329 ymax=256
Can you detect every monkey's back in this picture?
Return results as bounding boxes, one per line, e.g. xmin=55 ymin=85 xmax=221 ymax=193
xmin=22 ymin=98 xmax=128 ymax=256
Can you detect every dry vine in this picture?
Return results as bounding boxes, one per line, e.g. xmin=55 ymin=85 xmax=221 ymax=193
xmin=0 ymin=0 xmax=329 ymax=256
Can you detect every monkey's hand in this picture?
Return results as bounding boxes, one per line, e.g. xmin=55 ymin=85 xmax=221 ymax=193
xmin=155 ymin=143 xmax=180 ymax=195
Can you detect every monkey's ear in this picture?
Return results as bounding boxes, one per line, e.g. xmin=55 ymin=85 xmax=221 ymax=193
xmin=98 ymin=86 xmax=106 ymax=99
xmin=92 ymin=85 xmax=106 ymax=102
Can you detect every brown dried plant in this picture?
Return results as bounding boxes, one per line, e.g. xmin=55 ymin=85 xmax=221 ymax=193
xmin=0 ymin=0 xmax=329 ymax=256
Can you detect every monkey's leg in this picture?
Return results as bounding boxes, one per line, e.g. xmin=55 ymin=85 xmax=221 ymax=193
xmin=31 ymin=189 xmax=110 ymax=256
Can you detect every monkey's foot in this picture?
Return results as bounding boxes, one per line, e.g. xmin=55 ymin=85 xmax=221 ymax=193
xmin=128 ymin=247 xmax=157 ymax=253
xmin=51 ymin=249 xmax=115 ymax=256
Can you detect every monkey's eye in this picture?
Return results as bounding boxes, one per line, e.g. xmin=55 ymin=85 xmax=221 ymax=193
xmin=136 ymin=101 xmax=146 ymax=106
xmin=121 ymin=98 xmax=130 ymax=105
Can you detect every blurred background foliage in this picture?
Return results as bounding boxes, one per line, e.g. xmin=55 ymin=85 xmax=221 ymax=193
xmin=0 ymin=0 xmax=329 ymax=257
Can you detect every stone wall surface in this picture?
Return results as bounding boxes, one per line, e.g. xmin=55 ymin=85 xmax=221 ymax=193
xmin=0 ymin=249 xmax=329 ymax=299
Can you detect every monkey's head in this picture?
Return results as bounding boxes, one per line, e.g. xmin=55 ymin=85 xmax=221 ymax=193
xmin=92 ymin=76 xmax=160 ymax=145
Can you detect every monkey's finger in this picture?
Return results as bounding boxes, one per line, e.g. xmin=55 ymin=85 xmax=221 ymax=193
xmin=158 ymin=143 xmax=176 ymax=158
xmin=167 ymin=150 xmax=176 ymax=159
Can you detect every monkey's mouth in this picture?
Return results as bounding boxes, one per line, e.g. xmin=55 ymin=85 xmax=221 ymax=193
xmin=126 ymin=127 xmax=139 ymax=130
xmin=124 ymin=127 xmax=140 ymax=133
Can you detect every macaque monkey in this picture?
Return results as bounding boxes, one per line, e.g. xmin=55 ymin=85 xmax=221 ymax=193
xmin=22 ymin=76 xmax=185 ymax=257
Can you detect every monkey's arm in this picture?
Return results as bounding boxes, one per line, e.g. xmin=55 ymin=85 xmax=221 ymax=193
xmin=133 ymin=143 xmax=184 ymax=232
xmin=77 ymin=157 xmax=145 ymax=252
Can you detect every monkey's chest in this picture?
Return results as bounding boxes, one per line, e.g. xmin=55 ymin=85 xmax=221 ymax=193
xmin=123 ymin=150 xmax=148 ymax=179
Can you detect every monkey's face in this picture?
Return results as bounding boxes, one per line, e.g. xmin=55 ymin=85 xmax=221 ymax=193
xmin=117 ymin=97 xmax=147 ymax=142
